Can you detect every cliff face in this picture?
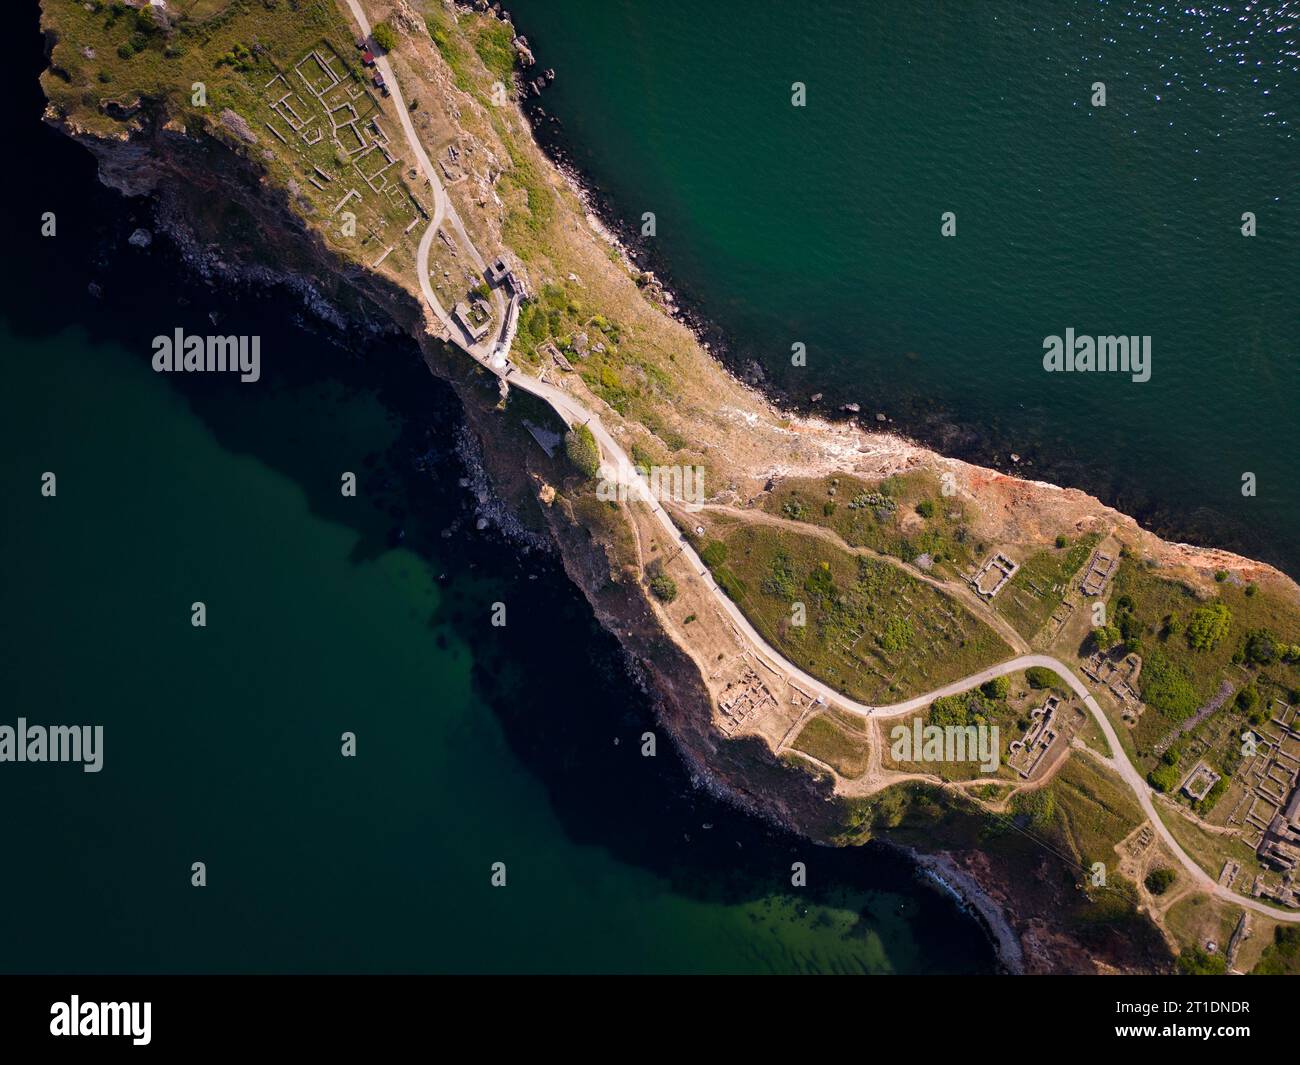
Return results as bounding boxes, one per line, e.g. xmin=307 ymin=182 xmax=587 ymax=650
xmin=38 ymin=0 xmax=1297 ymax=975
xmin=50 ymin=78 xmax=836 ymax=827
xmin=52 ymin=106 xmax=417 ymax=337
xmin=44 ymin=99 xmax=1159 ymax=975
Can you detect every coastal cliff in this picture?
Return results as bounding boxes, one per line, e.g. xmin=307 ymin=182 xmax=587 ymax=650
xmin=37 ymin=0 xmax=1300 ymax=975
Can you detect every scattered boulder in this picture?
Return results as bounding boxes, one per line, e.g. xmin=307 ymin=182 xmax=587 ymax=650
xmin=390 ymin=2 xmax=424 ymax=35
xmin=512 ymin=35 xmax=535 ymax=66
xmin=219 ymin=108 xmax=259 ymax=145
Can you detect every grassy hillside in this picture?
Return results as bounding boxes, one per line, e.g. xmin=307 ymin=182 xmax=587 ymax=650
xmin=697 ymin=520 xmax=1011 ymax=704
xmin=43 ymin=0 xmax=428 ymax=287
xmin=1109 ymin=558 xmax=1300 ymax=766
xmin=760 ymin=471 xmax=978 ymax=578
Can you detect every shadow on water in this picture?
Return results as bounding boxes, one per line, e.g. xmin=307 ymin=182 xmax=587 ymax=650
xmin=9 ymin=12 xmax=995 ymax=971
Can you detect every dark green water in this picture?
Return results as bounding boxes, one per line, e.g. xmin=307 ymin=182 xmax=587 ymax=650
xmin=0 ymin=16 xmax=995 ymax=974
xmin=510 ymin=0 xmax=1299 ymax=575
xmin=0 ymin=317 xmax=986 ymax=973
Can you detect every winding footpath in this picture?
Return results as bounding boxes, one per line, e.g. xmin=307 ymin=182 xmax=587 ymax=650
xmin=346 ymin=3 xmax=1300 ymax=926
xmin=345 ymin=0 xmax=505 ymax=354
xmin=696 ymin=503 xmax=1031 ymax=655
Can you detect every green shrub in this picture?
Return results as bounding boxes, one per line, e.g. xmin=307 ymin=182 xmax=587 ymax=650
xmin=1187 ymin=602 xmax=1232 ymax=651
xmin=371 ymin=21 xmax=398 ymax=53
xmin=878 ymin=616 xmax=914 ymax=653
xmin=1148 ymin=762 xmax=1181 ymax=793
xmin=1196 ymin=775 xmax=1229 ymax=814
xmin=1244 ymin=630 xmax=1278 ymax=665
xmin=1012 ymin=787 xmax=1055 ymax=829
xmin=1253 ymin=926 xmax=1300 ymax=975
xmin=1093 ymin=625 xmax=1121 ymax=652
xmin=563 ymin=424 xmax=600 ymax=478
xmin=648 ymin=568 xmax=677 ymax=603
xmin=930 ymin=694 xmax=969 ymax=727
xmin=1025 ymin=666 xmax=1062 ymax=690
xmin=1144 ymin=868 xmax=1176 ymax=895
xmin=760 ymin=551 xmax=797 ymax=599
xmin=1178 ymin=947 xmax=1227 ymax=975
xmin=804 ymin=562 xmax=835 ymax=599
xmin=1140 ymin=648 xmax=1198 ymax=721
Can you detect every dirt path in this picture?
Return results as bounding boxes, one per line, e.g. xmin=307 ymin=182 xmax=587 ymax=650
xmin=698 ymin=503 xmax=1031 ymax=655
xmin=342 ymin=0 xmax=1300 ymax=928
xmin=345 ymin=0 xmax=507 ymax=355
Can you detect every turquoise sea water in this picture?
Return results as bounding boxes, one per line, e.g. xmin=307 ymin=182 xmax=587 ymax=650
xmin=0 ymin=17 xmax=994 ymax=973
xmin=11 ymin=0 xmax=1292 ymax=976
xmin=0 ymin=317 xmax=988 ymax=973
xmin=510 ymin=0 xmax=1299 ymax=574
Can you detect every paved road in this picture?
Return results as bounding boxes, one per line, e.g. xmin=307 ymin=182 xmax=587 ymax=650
xmin=344 ymin=2 xmax=1300 ymax=926
xmin=345 ymin=0 xmax=505 ymax=356
xmin=484 ymin=370 xmax=1300 ymax=924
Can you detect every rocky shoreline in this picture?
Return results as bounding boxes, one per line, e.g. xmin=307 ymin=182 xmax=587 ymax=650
xmin=43 ymin=2 xmax=1300 ymax=973
xmin=908 ymin=849 xmax=1027 ymax=975
xmin=502 ymin=9 xmax=1292 ymax=581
